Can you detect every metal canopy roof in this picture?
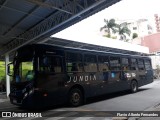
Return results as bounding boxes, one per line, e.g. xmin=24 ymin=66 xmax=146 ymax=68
xmin=0 ymin=0 xmax=121 ymax=56
xmin=41 ymin=37 xmax=148 ymax=56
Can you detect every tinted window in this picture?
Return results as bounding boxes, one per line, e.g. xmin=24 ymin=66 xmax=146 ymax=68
xmin=98 ymin=56 xmax=109 ymax=72
xmin=138 ymin=59 xmax=145 ymax=70
xmin=144 ymin=59 xmax=152 ymax=70
xmin=66 ymin=52 xmax=83 ymax=72
xmin=66 ymin=52 xmax=82 ymax=62
xmin=39 ymin=56 xmax=63 ymax=73
xmin=130 ymin=58 xmax=137 ymax=70
xmin=109 ymin=71 xmax=121 ymax=81
xmin=84 ymin=54 xmax=97 ymax=72
xmin=110 ymin=57 xmax=121 ymax=70
xmin=121 ymin=58 xmax=130 ymax=71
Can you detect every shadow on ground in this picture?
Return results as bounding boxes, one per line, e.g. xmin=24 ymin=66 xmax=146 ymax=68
xmin=85 ymin=88 xmax=150 ymax=106
xmin=19 ymin=88 xmax=151 ymax=112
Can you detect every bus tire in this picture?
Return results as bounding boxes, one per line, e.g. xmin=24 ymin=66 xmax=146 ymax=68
xmin=130 ymin=80 xmax=138 ymax=93
xmin=69 ymin=88 xmax=83 ymax=107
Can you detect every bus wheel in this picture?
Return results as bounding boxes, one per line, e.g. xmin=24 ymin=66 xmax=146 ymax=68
xmin=130 ymin=80 xmax=138 ymax=93
xmin=69 ymin=88 xmax=83 ymax=107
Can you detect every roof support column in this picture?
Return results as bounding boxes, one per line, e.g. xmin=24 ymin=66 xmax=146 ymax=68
xmin=5 ymin=53 xmax=10 ymax=97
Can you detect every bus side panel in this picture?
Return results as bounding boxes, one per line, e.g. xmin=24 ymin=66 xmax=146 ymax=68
xmin=99 ymin=71 xmax=130 ymax=95
xmin=66 ymin=72 xmax=111 ymax=98
xmin=136 ymin=70 xmax=153 ymax=87
xmin=145 ymin=70 xmax=153 ymax=84
xmin=36 ymin=73 xmax=69 ymax=106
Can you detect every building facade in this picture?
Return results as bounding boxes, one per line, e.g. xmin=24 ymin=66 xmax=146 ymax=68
xmin=154 ymin=14 xmax=160 ymax=33
xmin=132 ymin=33 xmax=160 ymax=69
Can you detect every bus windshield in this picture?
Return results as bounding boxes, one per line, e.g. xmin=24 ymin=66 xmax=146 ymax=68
xmin=14 ymin=58 xmax=34 ymax=83
xmin=13 ymin=46 xmax=35 ymax=83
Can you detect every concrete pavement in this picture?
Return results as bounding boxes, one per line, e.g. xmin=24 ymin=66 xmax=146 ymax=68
xmin=128 ymin=103 xmax=160 ymax=120
xmin=0 ymin=92 xmax=9 ymax=103
xmin=129 ymin=79 xmax=160 ymax=120
xmin=135 ymin=103 xmax=160 ymax=120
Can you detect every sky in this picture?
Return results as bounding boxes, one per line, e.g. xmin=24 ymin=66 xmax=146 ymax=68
xmin=52 ymin=0 xmax=160 ymax=40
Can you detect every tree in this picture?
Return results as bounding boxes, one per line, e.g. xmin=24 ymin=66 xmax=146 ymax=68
xmin=100 ymin=19 xmax=118 ymax=38
xmin=116 ymin=22 xmax=131 ymax=41
xmin=132 ymin=33 xmax=138 ymax=39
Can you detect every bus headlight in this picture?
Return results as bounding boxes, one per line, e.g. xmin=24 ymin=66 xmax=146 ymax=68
xmin=23 ymin=92 xmax=28 ymax=99
xmin=29 ymin=89 xmax=34 ymax=95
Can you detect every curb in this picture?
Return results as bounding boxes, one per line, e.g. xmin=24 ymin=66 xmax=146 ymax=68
xmin=128 ymin=102 xmax=160 ymax=120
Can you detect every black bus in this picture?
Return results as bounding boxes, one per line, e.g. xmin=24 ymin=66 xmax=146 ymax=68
xmin=8 ymin=44 xmax=153 ymax=108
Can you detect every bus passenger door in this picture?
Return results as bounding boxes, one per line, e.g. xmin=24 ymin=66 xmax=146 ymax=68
xmin=98 ymin=56 xmax=110 ymax=94
xmin=104 ymin=56 xmax=123 ymax=92
xmin=137 ymin=59 xmax=147 ymax=84
xmin=144 ymin=59 xmax=153 ymax=84
xmin=37 ymin=55 xmax=66 ymax=104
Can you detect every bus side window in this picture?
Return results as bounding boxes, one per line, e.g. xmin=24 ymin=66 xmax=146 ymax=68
xmin=66 ymin=52 xmax=83 ymax=72
xmin=98 ymin=55 xmax=109 ymax=72
xmin=39 ymin=56 xmax=51 ymax=72
xmin=130 ymin=58 xmax=138 ymax=70
xmin=121 ymin=57 xmax=130 ymax=71
xmin=144 ymin=59 xmax=152 ymax=70
xmin=53 ymin=57 xmax=63 ymax=73
xmin=84 ymin=54 xmax=97 ymax=72
xmin=138 ymin=59 xmax=145 ymax=70
xmin=110 ymin=57 xmax=121 ymax=71
xmin=39 ymin=56 xmax=63 ymax=73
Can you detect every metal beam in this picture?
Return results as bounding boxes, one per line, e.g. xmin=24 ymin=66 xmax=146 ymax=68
xmin=0 ymin=0 xmax=8 ymax=9
xmin=0 ymin=5 xmax=44 ymax=20
xmin=1 ymin=0 xmax=80 ymax=52
xmin=27 ymin=0 xmax=73 ymax=14
xmin=0 ymin=0 xmax=121 ymax=55
xmin=2 ymin=5 xmax=42 ymax=35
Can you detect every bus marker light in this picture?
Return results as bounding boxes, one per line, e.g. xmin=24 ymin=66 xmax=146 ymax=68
xmin=43 ymin=93 xmax=48 ymax=97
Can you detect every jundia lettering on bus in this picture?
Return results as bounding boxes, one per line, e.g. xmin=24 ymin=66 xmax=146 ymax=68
xmin=67 ymin=75 xmax=96 ymax=83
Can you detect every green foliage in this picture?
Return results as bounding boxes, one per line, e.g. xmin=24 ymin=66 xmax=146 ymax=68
xmin=111 ymin=36 xmax=117 ymax=39
xmin=117 ymin=22 xmax=131 ymax=41
xmin=21 ymin=62 xmax=33 ymax=80
xmin=100 ymin=18 xmax=131 ymax=41
xmin=0 ymin=61 xmax=5 ymax=82
xmin=132 ymin=33 xmax=138 ymax=39
xmin=103 ymin=34 xmax=111 ymax=38
xmin=100 ymin=18 xmax=118 ymax=37
xmin=0 ymin=61 xmax=33 ymax=82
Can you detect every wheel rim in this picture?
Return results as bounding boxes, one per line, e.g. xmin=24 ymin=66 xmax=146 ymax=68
xmin=71 ymin=92 xmax=80 ymax=105
xmin=132 ymin=82 xmax=137 ymax=92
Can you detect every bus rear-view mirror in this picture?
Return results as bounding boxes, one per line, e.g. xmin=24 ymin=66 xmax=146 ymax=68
xmin=7 ymin=63 xmax=13 ymax=76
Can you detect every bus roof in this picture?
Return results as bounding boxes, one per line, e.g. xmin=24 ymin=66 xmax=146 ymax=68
xmin=47 ymin=36 xmax=149 ymax=54
xmin=30 ymin=43 xmax=150 ymax=59
xmin=36 ymin=37 xmax=149 ymax=58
